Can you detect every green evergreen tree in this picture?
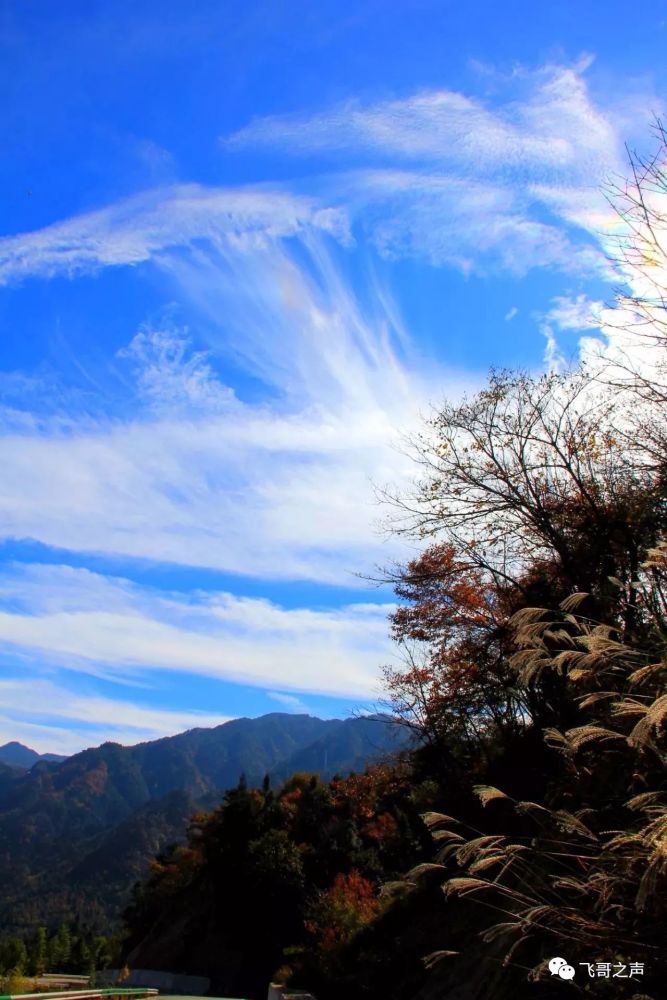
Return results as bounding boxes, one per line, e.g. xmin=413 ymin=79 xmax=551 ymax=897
xmin=50 ymin=925 xmax=72 ymax=971
xmin=29 ymin=927 xmax=48 ymax=976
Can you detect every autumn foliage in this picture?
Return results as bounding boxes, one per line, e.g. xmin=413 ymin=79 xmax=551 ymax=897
xmin=305 ymin=870 xmax=379 ymax=958
xmin=121 ymin=764 xmax=429 ymax=997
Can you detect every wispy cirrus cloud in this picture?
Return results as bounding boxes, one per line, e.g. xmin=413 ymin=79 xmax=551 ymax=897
xmin=0 ymin=563 xmax=393 ymax=701
xmin=0 ymin=312 xmax=450 ymax=582
xmin=0 ymin=191 xmax=468 ymax=582
xmin=0 ymin=183 xmax=349 ymax=286
xmin=226 ymin=61 xmax=657 ymax=277
xmin=0 ymin=60 xmax=644 ymax=590
xmin=335 ymin=169 xmax=604 ymax=274
xmin=1 ymin=62 xmax=653 ymax=293
xmin=227 ymin=62 xmax=616 ymax=178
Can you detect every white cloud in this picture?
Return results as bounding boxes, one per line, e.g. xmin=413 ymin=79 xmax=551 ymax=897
xmin=0 ymin=184 xmax=348 ymax=285
xmin=0 ymin=359 xmax=431 ymax=582
xmin=540 ymin=175 xmax=667 ymax=382
xmin=0 ymin=222 xmax=467 ymax=582
xmin=545 ymin=294 xmax=604 ymax=332
xmin=118 ymin=328 xmax=238 ymax=413
xmin=542 ymin=324 xmax=565 ymax=373
xmin=538 ymin=294 xmax=606 ymax=372
xmin=1 ymin=62 xmax=653 ymax=293
xmin=226 ymin=62 xmax=658 ymax=278
xmin=267 ymin=691 xmax=310 ymax=713
xmin=0 ymin=563 xmax=395 ymax=701
xmin=227 ymin=63 xmax=616 ymax=179
xmin=341 ymin=168 xmax=605 ymax=275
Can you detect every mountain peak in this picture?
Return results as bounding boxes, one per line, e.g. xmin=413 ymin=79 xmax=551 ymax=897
xmin=0 ymin=741 xmax=67 ymax=768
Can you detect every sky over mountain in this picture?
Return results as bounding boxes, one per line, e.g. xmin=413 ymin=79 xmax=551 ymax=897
xmin=0 ymin=0 xmax=665 ymax=753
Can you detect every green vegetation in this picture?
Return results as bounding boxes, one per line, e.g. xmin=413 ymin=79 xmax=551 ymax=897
xmin=0 ymin=923 xmax=121 ymax=988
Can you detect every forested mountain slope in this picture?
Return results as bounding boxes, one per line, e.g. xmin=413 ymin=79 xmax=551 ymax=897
xmin=0 ymin=712 xmax=406 ymax=932
xmin=0 ymin=742 xmax=67 ymax=769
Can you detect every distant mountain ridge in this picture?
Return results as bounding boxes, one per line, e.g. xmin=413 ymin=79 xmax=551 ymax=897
xmin=0 ymin=741 xmax=67 ymax=769
xmin=0 ymin=712 xmax=407 ymax=932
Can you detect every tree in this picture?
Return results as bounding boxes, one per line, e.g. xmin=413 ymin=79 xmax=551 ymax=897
xmin=49 ymin=925 xmax=72 ymax=972
xmin=385 ymin=367 xmax=664 ymax=639
xmin=0 ymin=968 xmax=28 ymax=995
xmin=121 ymin=763 xmax=427 ymax=998
xmin=383 ymin=543 xmax=547 ymax=746
xmin=29 ymin=926 xmax=48 ymax=976
xmin=305 ymin=870 xmax=379 ymax=968
xmin=381 ymin=543 xmax=594 ymax=804
xmin=600 ymin=119 xmax=667 ymax=415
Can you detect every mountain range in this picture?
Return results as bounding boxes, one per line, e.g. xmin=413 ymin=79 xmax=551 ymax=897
xmin=0 ymin=741 xmax=67 ymax=769
xmin=0 ymin=712 xmax=407 ymax=932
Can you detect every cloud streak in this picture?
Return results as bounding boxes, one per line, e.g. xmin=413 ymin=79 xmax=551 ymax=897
xmin=0 ymin=563 xmax=394 ymax=701
xmin=0 ymin=328 xmax=442 ymax=581
xmin=0 ymin=195 xmax=464 ymax=583
xmin=226 ymin=61 xmax=656 ymax=276
xmin=0 ymin=184 xmax=348 ymax=286
xmin=228 ymin=62 xmax=617 ymax=179
xmin=0 ymin=62 xmax=651 ymax=293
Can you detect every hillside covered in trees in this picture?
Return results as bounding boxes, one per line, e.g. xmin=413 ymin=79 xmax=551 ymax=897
xmin=113 ymin=133 xmax=667 ymax=999
xmin=0 ymin=743 xmax=67 ymax=769
xmin=0 ymin=713 xmax=406 ymax=934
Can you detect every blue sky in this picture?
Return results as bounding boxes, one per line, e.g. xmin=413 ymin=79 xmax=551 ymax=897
xmin=0 ymin=0 xmax=665 ymax=754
